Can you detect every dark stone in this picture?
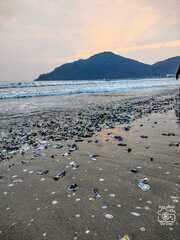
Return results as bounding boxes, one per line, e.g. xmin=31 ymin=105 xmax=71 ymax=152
xmin=140 ymin=135 xmax=148 ymax=139
xmin=117 ymin=143 xmax=127 ymax=146
xmin=53 ymin=170 xmax=66 ymax=180
xmin=68 ymin=183 xmax=78 ymax=192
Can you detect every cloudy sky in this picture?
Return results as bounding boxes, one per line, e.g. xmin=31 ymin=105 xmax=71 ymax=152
xmin=0 ymin=0 xmax=180 ymax=82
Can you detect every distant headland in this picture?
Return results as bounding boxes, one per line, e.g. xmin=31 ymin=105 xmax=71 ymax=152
xmin=35 ymin=52 xmax=180 ymax=81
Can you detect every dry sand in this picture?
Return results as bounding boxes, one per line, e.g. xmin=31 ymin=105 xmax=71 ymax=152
xmin=0 ymin=106 xmax=179 ymax=239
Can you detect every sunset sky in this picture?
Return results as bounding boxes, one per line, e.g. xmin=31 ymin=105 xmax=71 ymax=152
xmin=0 ymin=0 xmax=180 ymax=82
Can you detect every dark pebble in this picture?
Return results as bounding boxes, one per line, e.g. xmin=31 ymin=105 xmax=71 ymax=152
xmin=53 ymin=170 xmax=66 ymax=180
xmin=68 ymin=183 xmax=78 ymax=192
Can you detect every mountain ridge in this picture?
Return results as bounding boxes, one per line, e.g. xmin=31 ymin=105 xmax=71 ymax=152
xmin=35 ymin=52 xmax=180 ymax=81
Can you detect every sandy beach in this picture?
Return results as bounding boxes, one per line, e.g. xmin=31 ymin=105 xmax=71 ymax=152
xmin=0 ymin=91 xmax=179 ymax=240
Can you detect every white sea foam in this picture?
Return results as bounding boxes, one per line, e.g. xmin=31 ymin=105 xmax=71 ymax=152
xmin=0 ymin=78 xmax=177 ymax=99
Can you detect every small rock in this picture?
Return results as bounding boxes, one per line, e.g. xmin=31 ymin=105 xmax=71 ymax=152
xmin=53 ymin=170 xmax=66 ymax=180
xmin=140 ymin=135 xmax=148 ymax=139
xmin=68 ymin=183 xmax=78 ymax=192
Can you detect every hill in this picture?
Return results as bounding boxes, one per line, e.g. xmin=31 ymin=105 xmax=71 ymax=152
xmin=35 ymin=52 xmax=180 ymax=81
xmin=152 ymin=56 xmax=180 ymax=76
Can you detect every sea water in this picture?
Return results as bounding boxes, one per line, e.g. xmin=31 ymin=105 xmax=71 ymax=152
xmin=0 ymin=78 xmax=178 ymax=99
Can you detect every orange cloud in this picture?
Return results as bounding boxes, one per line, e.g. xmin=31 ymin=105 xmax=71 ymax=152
xmin=115 ymin=40 xmax=180 ymax=53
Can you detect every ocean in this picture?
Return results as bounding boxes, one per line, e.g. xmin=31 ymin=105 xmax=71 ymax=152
xmin=0 ymin=78 xmax=178 ymax=99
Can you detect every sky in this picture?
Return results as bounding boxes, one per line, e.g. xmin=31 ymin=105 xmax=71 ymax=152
xmin=0 ymin=0 xmax=180 ymax=82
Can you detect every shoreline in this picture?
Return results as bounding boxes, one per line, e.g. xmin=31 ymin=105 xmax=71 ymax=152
xmin=0 ymin=91 xmax=175 ymax=161
xmin=0 ymin=87 xmax=177 ymax=118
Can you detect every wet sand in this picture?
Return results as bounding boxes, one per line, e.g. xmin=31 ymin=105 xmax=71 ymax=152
xmin=0 ymin=93 xmax=180 ymax=240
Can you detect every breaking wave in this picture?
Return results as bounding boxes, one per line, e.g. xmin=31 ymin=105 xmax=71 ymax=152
xmin=0 ymin=78 xmax=178 ymax=99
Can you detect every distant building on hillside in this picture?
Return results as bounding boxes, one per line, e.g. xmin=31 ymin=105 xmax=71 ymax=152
xmin=166 ymin=74 xmax=175 ymax=78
